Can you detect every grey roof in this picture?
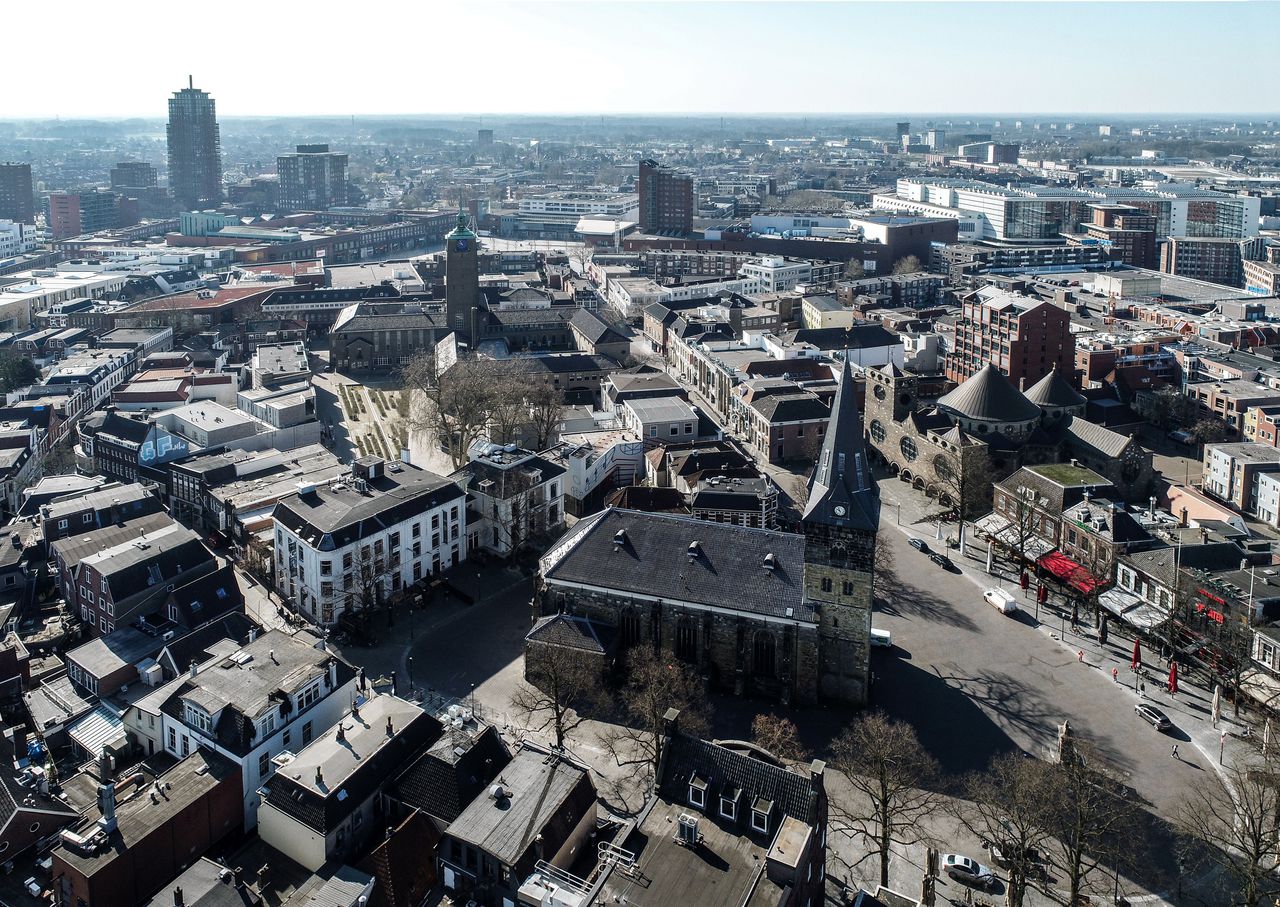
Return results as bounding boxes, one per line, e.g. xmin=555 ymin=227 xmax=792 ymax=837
xmin=938 ymin=363 xmax=1042 ymax=422
xmin=1063 ymin=416 xmax=1133 ymax=459
xmin=263 ymin=695 xmax=441 ymax=833
xmin=42 ymin=481 xmax=158 ymax=522
xmin=788 ymin=323 xmax=900 ymax=351
xmin=542 ymin=508 xmax=810 ymax=621
xmin=272 ymin=466 xmax=465 ymax=550
xmin=748 ymin=392 xmax=829 ymax=423
xmin=625 ymin=396 xmax=698 ymax=422
xmin=803 ymin=359 xmax=879 ymax=531
xmin=78 ymin=523 xmax=215 ymax=604
xmin=65 ymin=627 xmax=162 ymax=679
xmin=1024 ymin=366 xmax=1087 ymax=408
xmin=444 ymin=745 xmax=592 ymax=866
xmin=526 ymin=614 xmax=615 ymax=655
xmin=50 ymin=512 xmax=177 ymax=566
xmin=570 ymin=308 xmax=626 ymax=345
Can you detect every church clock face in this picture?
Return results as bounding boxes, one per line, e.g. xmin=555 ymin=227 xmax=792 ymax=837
xmin=455 ymin=238 xmax=469 ymax=252
xmin=833 ymin=505 xmax=847 ymax=517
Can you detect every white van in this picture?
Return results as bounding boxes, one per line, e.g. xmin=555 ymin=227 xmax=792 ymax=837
xmin=870 ymin=628 xmax=893 ymax=648
xmin=983 ymin=588 xmax=1018 ymax=615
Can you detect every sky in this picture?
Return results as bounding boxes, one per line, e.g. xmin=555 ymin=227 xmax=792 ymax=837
xmin=5 ymin=0 xmax=1278 ymax=119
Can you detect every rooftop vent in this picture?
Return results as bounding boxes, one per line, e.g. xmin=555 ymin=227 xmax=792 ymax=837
xmin=687 ymin=540 xmax=701 ymax=561
xmin=763 ymin=552 xmax=777 ymax=572
xmin=613 ymin=529 xmax=627 ymax=551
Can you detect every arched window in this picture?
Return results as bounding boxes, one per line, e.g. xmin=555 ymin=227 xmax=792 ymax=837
xmin=675 ymin=615 xmax=698 ymax=662
xmin=621 ymin=609 xmax=642 ymax=647
xmin=753 ymin=632 xmax=777 ymax=678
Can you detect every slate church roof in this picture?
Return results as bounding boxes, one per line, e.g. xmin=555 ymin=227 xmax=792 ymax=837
xmin=803 ymin=358 xmax=880 ymax=531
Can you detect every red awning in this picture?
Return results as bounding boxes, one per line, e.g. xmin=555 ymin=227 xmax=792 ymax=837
xmin=1037 ymin=551 xmax=1101 ymax=594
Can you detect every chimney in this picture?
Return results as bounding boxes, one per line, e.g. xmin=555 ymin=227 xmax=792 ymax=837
xmin=189 ymin=660 xmax=198 ymax=678
xmin=314 ymin=767 xmax=323 ymax=787
xmin=269 ymin=649 xmax=277 ymax=664
xmin=174 ymin=887 xmax=184 ymax=907
xmin=248 ymin=627 xmax=257 ymax=643
xmin=233 ymin=867 xmax=244 ymax=888
xmin=663 ymin=708 xmax=680 ymax=736
xmin=1148 ymin=496 xmax=1156 ymax=519
xmin=809 ymin=758 xmax=827 ymax=792
xmin=336 ymin=723 xmax=345 ymax=743
xmin=329 ymin=659 xmax=338 ymax=688
xmin=97 ymin=781 xmax=117 ymax=834
xmin=386 ymin=716 xmax=394 ymax=737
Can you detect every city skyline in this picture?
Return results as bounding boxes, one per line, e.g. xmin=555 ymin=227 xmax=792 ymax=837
xmin=5 ymin=0 xmax=1279 ymax=119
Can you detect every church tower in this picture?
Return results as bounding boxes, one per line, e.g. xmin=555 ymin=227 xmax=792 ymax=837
xmin=803 ymin=358 xmax=881 ymax=705
xmin=444 ymin=209 xmax=479 ymax=342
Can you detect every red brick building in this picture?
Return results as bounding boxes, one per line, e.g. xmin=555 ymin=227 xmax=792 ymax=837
xmin=943 ymin=289 xmax=1075 ymax=388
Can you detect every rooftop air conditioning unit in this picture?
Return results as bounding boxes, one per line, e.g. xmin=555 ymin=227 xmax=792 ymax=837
xmin=677 ymin=813 xmax=700 ymax=846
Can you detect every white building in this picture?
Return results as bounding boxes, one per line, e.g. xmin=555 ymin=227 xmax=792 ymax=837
xmin=737 ymin=257 xmax=812 ymax=294
xmin=272 ymin=456 xmax=467 ymax=625
xmin=125 ymin=627 xmax=358 ymax=829
xmin=0 ymin=220 xmax=37 ymax=259
xmin=453 ymin=443 xmax=566 ymax=558
xmin=0 ymin=268 xmax=129 ymax=328
xmin=43 ymin=348 xmax=135 ymax=409
xmin=518 ymin=192 xmax=638 ymax=221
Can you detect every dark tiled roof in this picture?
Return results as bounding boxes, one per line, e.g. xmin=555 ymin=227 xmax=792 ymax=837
xmin=392 ymin=725 xmax=510 ymax=828
xmin=542 ymin=509 xmax=810 ymax=621
xmin=1063 ymin=416 xmax=1133 ymax=459
xmin=160 ymin=613 xmax=259 ymax=676
xmin=603 ymin=485 xmax=687 ymax=514
xmin=748 ymin=392 xmax=829 ymax=422
xmin=804 ymin=359 xmax=879 ymax=531
xmin=659 ymin=730 xmax=819 ymax=826
xmin=1024 ymin=366 xmax=1086 ymax=408
xmin=938 ymin=363 xmax=1041 ymax=423
xmin=570 ymin=308 xmax=626 ymax=345
xmin=526 ymin=614 xmax=615 ymax=655
xmin=788 ymin=323 xmax=900 ymax=351
xmin=165 ymin=565 xmax=244 ymax=628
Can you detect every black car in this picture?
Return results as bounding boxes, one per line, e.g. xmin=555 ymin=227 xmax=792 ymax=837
xmin=929 ymin=552 xmax=956 ymax=571
xmin=909 ymin=538 xmax=930 ymax=553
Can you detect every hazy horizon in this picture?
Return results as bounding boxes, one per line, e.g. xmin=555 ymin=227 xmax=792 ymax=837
xmin=7 ymin=0 xmax=1278 ymax=119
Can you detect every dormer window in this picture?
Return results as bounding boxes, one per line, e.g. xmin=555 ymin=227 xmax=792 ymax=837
xmin=720 ymin=784 xmax=741 ymax=821
xmin=185 ymin=702 xmax=213 ymax=734
xmin=688 ymin=773 xmax=708 ymax=809
xmin=752 ymin=797 xmax=773 ymax=834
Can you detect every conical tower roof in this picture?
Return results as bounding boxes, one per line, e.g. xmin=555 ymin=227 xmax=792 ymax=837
xmin=1024 ymin=365 xmax=1086 ymax=408
xmin=937 ymin=363 xmax=1041 ymax=423
xmin=804 ymin=359 xmax=880 ymax=531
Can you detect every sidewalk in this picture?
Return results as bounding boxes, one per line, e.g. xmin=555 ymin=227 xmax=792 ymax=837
xmin=877 ymin=474 xmax=1257 ymax=780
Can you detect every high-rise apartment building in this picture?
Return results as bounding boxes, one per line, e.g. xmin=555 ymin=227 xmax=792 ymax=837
xmin=478 ymin=128 xmax=494 ymax=147
xmin=638 ymin=159 xmax=693 ymax=235
xmin=166 ymin=77 xmax=222 ymax=210
xmin=0 ymin=163 xmax=35 ymax=223
xmin=46 ymin=190 xmax=120 ymax=239
xmin=110 ymin=161 xmax=158 ymax=190
xmin=1072 ymin=203 xmax=1158 ymax=269
xmin=277 ymin=144 xmax=348 ymax=211
xmin=943 ymin=287 xmax=1076 ymax=388
xmin=1160 ymin=236 xmax=1265 ymax=288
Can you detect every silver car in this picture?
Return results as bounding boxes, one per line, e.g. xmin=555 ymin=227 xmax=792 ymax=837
xmin=943 ymin=853 xmax=996 ymax=889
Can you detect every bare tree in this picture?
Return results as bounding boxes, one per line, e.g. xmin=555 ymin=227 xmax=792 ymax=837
xmin=958 ymin=754 xmax=1058 ymax=907
xmin=511 ymin=643 xmax=604 ymax=751
xmin=526 ymin=377 xmax=566 ymax=451
xmin=402 ymin=350 xmax=505 ymax=470
xmin=1190 ymin=418 xmax=1227 ymax=445
xmin=844 ymin=259 xmax=866 ymax=279
xmin=829 ymin=711 xmax=941 ymax=889
xmin=751 ymin=713 xmax=805 ymax=763
xmin=935 ymin=446 xmax=996 ymax=527
xmin=1140 ymin=385 xmax=1194 ymax=431
xmin=486 ymin=379 xmax=527 ymax=446
xmin=604 ymin=657 xmax=707 ymax=777
xmin=1041 ymin=745 xmax=1143 ymax=906
xmin=892 ymin=255 xmax=923 ymax=275
xmin=1177 ymin=751 xmax=1280 ymax=907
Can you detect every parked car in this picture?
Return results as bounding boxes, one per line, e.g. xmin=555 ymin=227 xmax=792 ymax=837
xmin=943 ymin=853 xmax=995 ymax=889
xmin=988 ymin=840 xmax=1041 ymax=868
xmin=1135 ymin=703 xmax=1172 ymax=731
xmin=908 ymin=538 xmax=930 ymax=553
xmin=870 ymin=628 xmax=893 ymax=648
xmin=1169 ymin=429 xmax=1195 ymax=445
xmin=929 ymin=552 xmax=956 ymax=571
xmin=983 ymin=588 xmax=1019 ymax=615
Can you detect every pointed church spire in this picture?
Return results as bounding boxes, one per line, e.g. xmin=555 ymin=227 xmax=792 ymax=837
xmin=804 ymin=358 xmax=880 ymax=530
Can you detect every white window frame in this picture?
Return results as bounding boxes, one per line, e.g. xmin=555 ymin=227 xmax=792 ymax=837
xmin=719 ymin=793 xmax=738 ymax=821
xmin=751 ymin=808 xmax=770 ymax=834
xmin=688 ymin=781 xmax=706 ymax=810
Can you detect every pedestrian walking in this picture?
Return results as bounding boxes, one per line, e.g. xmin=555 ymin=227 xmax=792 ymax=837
xmin=1171 ymin=744 xmax=1180 ymax=759
xmin=1140 ymin=682 xmax=1146 ymax=698
xmin=1078 ymin=649 xmax=1085 ymax=662
xmin=1112 ymin=667 xmax=1119 ymax=682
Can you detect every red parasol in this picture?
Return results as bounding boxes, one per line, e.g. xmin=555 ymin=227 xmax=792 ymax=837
xmin=1020 ymin=571 xmax=1030 ymax=591
xmin=1168 ymin=661 xmax=1178 ymax=695
xmin=1132 ymin=638 xmax=1142 ymax=672
xmin=1038 ymin=584 xmax=1048 ymax=605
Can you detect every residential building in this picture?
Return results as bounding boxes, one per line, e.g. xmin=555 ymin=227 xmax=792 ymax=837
xmin=0 ymin=163 xmax=34 ymax=223
xmin=125 ymin=627 xmax=358 ymax=828
xmin=1202 ymin=442 xmax=1280 ymax=514
xmin=437 ymin=744 xmax=597 ymax=907
xmin=593 ymin=711 xmax=828 ymax=907
xmin=1069 ymin=203 xmax=1158 ymax=269
xmin=638 ymin=159 xmax=693 ymax=234
xmin=50 ymin=749 xmax=243 ymax=907
xmin=0 ymin=219 xmax=37 ymax=258
xmin=271 ymin=457 xmax=467 ymax=626
xmin=47 ymin=190 xmax=121 ymax=240
xmin=109 ymin=161 xmax=158 ymax=190
xmin=1186 ymin=379 xmax=1280 ymax=435
xmin=1161 ymin=236 xmax=1266 ymax=287
xmin=453 ymin=444 xmax=566 ymax=558
xmin=943 ymin=286 xmax=1075 ymax=387
xmin=38 ymin=482 xmax=162 ymax=544
xmin=388 ymin=716 xmax=511 ymax=833
xmin=277 ymin=144 xmax=349 ymax=211
xmin=258 ymin=694 xmax=441 ymax=871
xmin=64 ymin=627 xmax=162 ymax=698
xmin=166 ymin=78 xmax=222 ymax=210
xmin=1243 ymin=259 xmax=1280 ymax=297
xmin=0 ymin=732 xmax=78 ymax=861
xmin=62 ymin=520 xmax=217 ymax=635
